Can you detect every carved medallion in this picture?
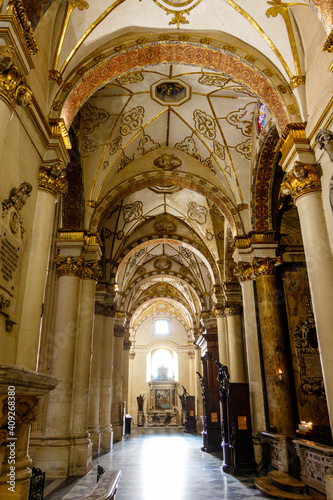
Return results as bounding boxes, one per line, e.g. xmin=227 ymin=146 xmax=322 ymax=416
xmin=153 ymin=217 xmax=177 ymax=234
xmin=153 ymin=153 xmax=182 ymax=171
xmin=154 ymin=257 xmax=172 ymax=271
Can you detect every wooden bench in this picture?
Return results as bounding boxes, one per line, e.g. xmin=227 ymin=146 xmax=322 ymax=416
xmin=79 ymin=471 xmax=122 ymax=500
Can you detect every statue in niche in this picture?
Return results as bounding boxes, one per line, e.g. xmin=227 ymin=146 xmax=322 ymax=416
xmin=157 ymin=365 xmax=169 ymax=380
xmin=137 ymin=394 xmax=145 ymax=411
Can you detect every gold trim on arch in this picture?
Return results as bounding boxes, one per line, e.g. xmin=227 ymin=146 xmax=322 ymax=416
xmin=222 ymin=0 xmax=293 ymax=79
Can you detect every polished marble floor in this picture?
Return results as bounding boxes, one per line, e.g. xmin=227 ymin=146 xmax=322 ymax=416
xmin=45 ymin=428 xmax=267 ymax=500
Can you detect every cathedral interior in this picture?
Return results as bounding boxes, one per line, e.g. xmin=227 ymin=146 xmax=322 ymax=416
xmin=0 ymin=0 xmax=333 ymax=499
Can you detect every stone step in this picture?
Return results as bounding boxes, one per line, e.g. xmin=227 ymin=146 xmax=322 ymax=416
xmin=254 ymin=477 xmax=313 ymax=499
xmin=268 ymin=471 xmax=306 ymax=489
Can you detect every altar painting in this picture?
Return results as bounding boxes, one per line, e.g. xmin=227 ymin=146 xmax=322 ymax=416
xmin=155 ymin=389 xmax=170 ymax=409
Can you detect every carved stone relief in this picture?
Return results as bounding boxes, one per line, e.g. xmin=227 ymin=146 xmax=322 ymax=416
xmin=188 ymin=202 xmax=208 ymax=224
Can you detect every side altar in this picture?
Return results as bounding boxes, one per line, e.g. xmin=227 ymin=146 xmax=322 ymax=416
xmin=147 ymin=367 xmax=179 ymax=426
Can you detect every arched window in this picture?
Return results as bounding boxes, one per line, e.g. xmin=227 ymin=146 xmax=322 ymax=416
xmin=146 ymin=348 xmax=178 ymax=382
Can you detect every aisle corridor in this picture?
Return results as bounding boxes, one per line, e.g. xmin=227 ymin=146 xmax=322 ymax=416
xmin=46 ymin=429 xmax=267 ymax=500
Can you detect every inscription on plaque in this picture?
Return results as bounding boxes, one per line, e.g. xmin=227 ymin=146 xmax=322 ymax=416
xmin=0 ymin=228 xmax=20 ymax=293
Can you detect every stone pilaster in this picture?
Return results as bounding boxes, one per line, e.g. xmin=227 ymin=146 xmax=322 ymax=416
xmin=282 ymin=162 xmax=333 ymax=433
xmin=253 ymin=257 xmax=294 ymax=435
xmin=16 ymin=160 xmax=68 ymax=371
xmin=224 ymin=299 xmax=246 ymax=383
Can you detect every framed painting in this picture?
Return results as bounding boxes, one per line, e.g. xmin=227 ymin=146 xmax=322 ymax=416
xmin=155 ymin=389 xmax=170 ymax=409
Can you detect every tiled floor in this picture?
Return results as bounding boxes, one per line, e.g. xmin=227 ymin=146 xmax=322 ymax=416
xmin=45 ymin=428 xmax=267 ymax=500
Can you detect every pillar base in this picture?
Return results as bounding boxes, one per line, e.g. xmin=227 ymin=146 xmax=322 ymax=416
xmin=112 ymin=424 xmax=122 ymax=444
xmin=88 ymin=428 xmax=101 ymax=454
xmin=253 ymin=433 xmax=263 ymax=466
xmin=100 ymin=427 xmax=113 ymax=453
xmin=326 ymin=474 xmax=333 ymax=500
xmin=29 ymin=435 xmax=92 ymax=479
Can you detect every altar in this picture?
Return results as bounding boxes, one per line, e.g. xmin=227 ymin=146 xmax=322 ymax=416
xmin=147 ymin=366 xmax=179 ymax=427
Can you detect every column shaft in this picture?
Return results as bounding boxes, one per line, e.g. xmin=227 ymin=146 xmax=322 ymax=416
xmin=100 ymin=315 xmax=115 ymax=452
xmin=111 ymin=335 xmax=124 ymax=443
xmin=225 ymin=307 xmax=246 ymax=383
xmin=88 ymin=314 xmax=103 ymax=452
xmin=217 ymin=314 xmax=228 ymax=366
xmin=255 ymin=267 xmax=294 ymax=435
xmin=17 ymin=190 xmax=57 ymax=370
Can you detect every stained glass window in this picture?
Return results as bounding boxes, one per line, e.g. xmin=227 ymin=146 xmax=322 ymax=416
xmin=257 ymin=101 xmax=266 ymax=133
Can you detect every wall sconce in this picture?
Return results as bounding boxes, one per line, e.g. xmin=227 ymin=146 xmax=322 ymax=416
xmin=299 ymin=421 xmax=313 ymax=432
xmin=276 ymin=368 xmax=284 ymax=383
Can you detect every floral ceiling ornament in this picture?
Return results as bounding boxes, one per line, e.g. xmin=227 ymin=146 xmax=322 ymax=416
xmin=188 ymin=202 xmax=208 ymax=224
xmin=81 ymin=102 xmax=110 ymax=135
xmin=153 ymin=153 xmax=182 ymax=171
xmin=133 ymin=135 xmax=160 ymax=159
xmin=226 ymin=103 xmax=255 ymax=137
xmin=120 ymin=106 xmax=145 ymax=136
xmin=150 ymin=0 xmax=203 ymax=28
xmin=193 ymin=109 xmax=216 ymax=140
xmin=123 ymin=201 xmax=143 ymax=223
xmin=174 ymin=137 xmax=200 ymax=159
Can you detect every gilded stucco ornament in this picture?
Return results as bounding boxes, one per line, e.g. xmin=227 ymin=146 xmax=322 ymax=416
xmin=7 ymin=0 xmax=39 ymax=55
xmin=54 ymin=256 xmax=85 ymax=277
xmin=153 ymin=153 xmax=182 ymax=171
xmin=38 ymin=160 xmax=68 ymax=197
xmin=224 ymin=301 xmax=242 ymax=316
xmin=82 ymin=261 xmax=101 ymax=281
xmin=234 ymin=262 xmax=254 ymax=282
xmin=150 ymin=0 xmax=203 ymax=28
xmin=315 ymin=129 xmax=333 ymax=162
xmin=0 ymin=46 xmax=32 ymax=109
xmin=281 ymin=162 xmax=321 ymax=203
xmin=253 ymin=257 xmax=282 ymax=277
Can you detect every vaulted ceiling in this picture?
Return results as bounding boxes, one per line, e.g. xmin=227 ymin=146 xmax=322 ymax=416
xmin=30 ymin=0 xmax=330 ymax=337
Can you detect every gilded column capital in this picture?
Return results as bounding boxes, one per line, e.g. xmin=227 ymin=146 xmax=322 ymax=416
xmin=0 ymin=46 xmax=32 ymax=109
xmin=224 ymin=302 xmax=242 ymax=316
xmin=54 ymin=255 xmax=84 ymax=277
xmin=38 ymin=160 xmax=68 ymax=197
xmin=281 ymin=162 xmax=321 ymax=202
xmin=253 ymin=257 xmax=282 ymax=278
xmin=94 ymin=301 xmax=116 ymax=317
xmin=82 ymin=261 xmax=101 ymax=281
xmin=114 ymin=326 xmax=126 ymax=338
xmin=215 ymin=307 xmax=225 ymax=318
xmin=234 ymin=262 xmax=254 ymax=282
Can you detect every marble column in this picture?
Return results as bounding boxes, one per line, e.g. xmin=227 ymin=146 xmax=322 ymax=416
xmin=88 ymin=310 xmax=103 ymax=453
xmin=0 ymin=46 xmax=32 ymax=163
xmin=197 ymin=317 xmax=221 ymax=453
xmin=40 ymin=255 xmax=84 ymax=477
xmin=253 ymin=257 xmax=294 ymax=435
xmin=122 ymin=340 xmax=131 ymax=413
xmin=216 ymin=311 xmax=228 ymax=366
xmin=282 ymin=163 xmax=333 ymax=430
xmin=235 ymin=262 xmax=266 ymax=462
xmin=17 ymin=161 xmax=68 ymax=371
xmin=99 ymin=308 xmax=115 ymax=453
xmin=71 ymin=261 xmax=100 ymax=475
xmin=225 ymin=302 xmax=247 ymax=383
xmin=111 ymin=326 xmax=124 ymax=443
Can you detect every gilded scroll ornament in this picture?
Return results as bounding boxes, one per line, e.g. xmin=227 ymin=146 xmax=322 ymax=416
xmin=253 ymin=257 xmax=282 ymax=277
xmin=289 ymin=75 xmax=306 ymax=90
xmin=193 ymin=109 xmax=216 ymax=140
xmin=38 ymin=160 xmax=68 ymax=197
xmin=120 ymin=106 xmax=144 ymax=136
xmin=116 ymin=71 xmax=144 ymax=85
xmin=82 ymin=261 xmax=101 ymax=281
xmin=0 ymin=47 xmax=32 ymax=109
xmin=54 ymin=256 xmax=85 ymax=277
xmin=281 ymin=162 xmax=321 ymax=202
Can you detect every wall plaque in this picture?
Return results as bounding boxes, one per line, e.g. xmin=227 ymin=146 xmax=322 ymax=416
xmin=211 ymin=412 xmax=218 ymax=423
